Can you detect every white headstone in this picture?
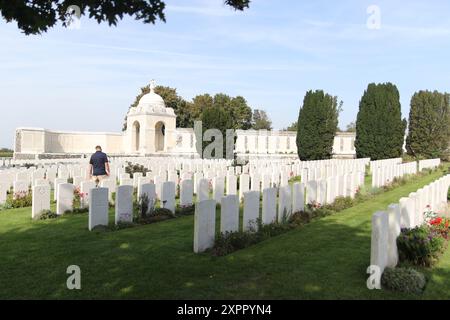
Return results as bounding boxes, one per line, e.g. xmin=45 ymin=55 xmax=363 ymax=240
xmin=262 ymin=188 xmax=277 ymax=224
xmin=220 ymin=195 xmax=239 ymax=234
xmin=243 ymin=191 xmax=260 ymax=231
xmin=213 ymin=177 xmax=224 ymax=204
xmin=370 ymin=211 xmax=389 ymax=282
xmin=226 ymin=174 xmax=237 ymax=196
xmin=278 ymin=185 xmax=292 ymax=222
xmin=292 ymin=182 xmax=305 ymax=213
xmin=115 ymin=185 xmax=134 ymax=224
xmin=306 ymin=181 xmax=317 ymax=205
xmin=32 ymin=185 xmax=50 ymax=219
xmin=180 ymin=179 xmax=194 ymax=207
xmin=161 ymin=181 xmax=176 ymax=213
xmin=57 ymin=183 xmax=74 ymax=215
xmin=197 ymin=179 xmax=210 ymax=202
xmin=54 ymin=178 xmax=66 ymax=201
xmin=251 ymin=174 xmax=261 ymax=192
xmin=88 ymin=187 xmax=109 ymax=231
xmin=140 ymin=183 xmax=157 ymax=211
xmin=387 ymin=204 xmax=401 ymax=268
xmin=194 ymin=199 xmax=216 ymax=253
xmin=239 ymin=174 xmax=250 ymax=201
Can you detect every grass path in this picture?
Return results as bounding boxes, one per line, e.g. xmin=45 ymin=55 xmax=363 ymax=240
xmin=0 ymin=167 xmax=448 ymax=299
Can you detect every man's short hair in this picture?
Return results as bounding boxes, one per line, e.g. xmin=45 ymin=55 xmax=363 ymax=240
xmin=95 ymin=145 xmax=102 ymax=151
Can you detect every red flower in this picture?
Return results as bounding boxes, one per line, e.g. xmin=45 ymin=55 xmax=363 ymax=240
xmin=430 ymin=217 xmax=443 ymax=226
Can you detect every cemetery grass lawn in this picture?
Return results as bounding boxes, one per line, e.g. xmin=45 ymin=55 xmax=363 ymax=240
xmin=0 ymin=166 xmax=449 ymax=299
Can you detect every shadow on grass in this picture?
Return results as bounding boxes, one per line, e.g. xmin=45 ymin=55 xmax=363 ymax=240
xmin=0 ymin=205 xmax=431 ymax=300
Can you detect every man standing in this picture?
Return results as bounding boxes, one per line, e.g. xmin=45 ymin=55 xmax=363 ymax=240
xmin=89 ymin=146 xmax=110 ymax=186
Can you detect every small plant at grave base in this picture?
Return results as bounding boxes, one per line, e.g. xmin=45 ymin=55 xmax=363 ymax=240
xmin=153 ymin=208 xmax=175 ymax=217
xmin=109 ymin=221 xmax=135 ymax=231
xmin=423 ymin=206 xmax=438 ymax=224
xmin=73 ymin=187 xmax=87 ymax=209
xmin=397 ymin=225 xmax=445 ymax=267
xmin=288 ymin=176 xmax=301 ymax=184
xmin=428 ymin=216 xmax=450 ymax=240
xmin=7 ymin=191 xmax=32 ymax=208
xmin=381 ymin=267 xmax=427 ymax=294
xmin=0 ymin=203 xmax=13 ymax=211
xmin=325 ymin=196 xmax=354 ymax=212
xmin=66 ymin=207 xmax=89 ymax=215
xmin=307 ymin=201 xmax=322 ymax=211
xmin=176 ymin=204 xmax=195 ymax=216
xmin=37 ymin=210 xmax=58 ymax=220
xmin=211 ymin=218 xmax=294 ymax=257
xmin=135 ymin=194 xmax=152 ymax=221
xmin=212 ymin=231 xmax=260 ymax=257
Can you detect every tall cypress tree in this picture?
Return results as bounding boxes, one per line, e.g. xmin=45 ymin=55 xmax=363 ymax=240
xmin=296 ymin=90 xmax=341 ymax=160
xmin=406 ymin=90 xmax=450 ymax=159
xmin=355 ymin=83 xmax=407 ymax=160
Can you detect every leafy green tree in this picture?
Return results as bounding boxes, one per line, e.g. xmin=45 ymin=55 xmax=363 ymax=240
xmin=296 ymin=90 xmax=341 ymax=160
xmin=285 ymin=121 xmax=297 ymax=131
xmin=200 ymin=107 xmax=234 ymax=159
xmin=0 ymin=0 xmax=250 ymax=35
xmin=406 ymin=90 xmax=450 ymax=159
xmin=191 ymin=93 xmax=252 ymax=130
xmin=355 ymin=83 xmax=407 ymax=160
xmin=252 ymin=110 xmax=272 ymax=130
xmin=345 ymin=121 xmax=356 ymax=132
xmin=229 ymin=96 xmax=253 ymax=130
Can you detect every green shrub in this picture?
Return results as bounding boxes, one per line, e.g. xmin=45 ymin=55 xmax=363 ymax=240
xmin=108 ymin=222 xmax=135 ymax=231
xmin=7 ymin=192 xmax=32 ymax=208
xmin=212 ymin=231 xmax=260 ymax=256
xmin=212 ymin=219 xmax=294 ymax=257
xmin=397 ymin=226 xmax=446 ymax=267
xmin=381 ymin=267 xmax=427 ymax=294
xmin=176 ymin=204 xmax=195 ymax=216
xmin=125 ymin=162 xmax=149 ymax=178
xmin=257 ymin=220 xmax=294 ymax=238
xmin=153 ymin=208 xmax=175 ymax=217
xmin=289 ymin=176 xmax=302 ymax=184
xmin=0 ymin=202 xmax=13 ymax=211
xmin=65 ymin=208 xmax=89 ymax=215
xmin=37 ymin=210 xmax=58 ymax=220
xmin=325 ymin=196 xmax=354 ymax=212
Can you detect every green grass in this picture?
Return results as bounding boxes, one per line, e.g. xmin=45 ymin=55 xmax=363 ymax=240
xmin=0 ymin=166 xmax=449 ymax=299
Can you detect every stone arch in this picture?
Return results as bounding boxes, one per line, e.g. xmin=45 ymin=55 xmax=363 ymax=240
xmin=155 ymin=121 xmax=165 ymax=152
xmin=132 ymin=121 xmax=140 ymax=152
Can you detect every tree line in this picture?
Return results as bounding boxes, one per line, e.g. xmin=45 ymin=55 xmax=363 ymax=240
xmin=293 ymin=83 xmax=450 ymax=161
xmin=123 ymin=84 xmax=272 ymax=132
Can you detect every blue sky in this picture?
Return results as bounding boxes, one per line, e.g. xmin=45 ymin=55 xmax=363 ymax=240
xmin=1 ymin=0 xmax=450 ymax=148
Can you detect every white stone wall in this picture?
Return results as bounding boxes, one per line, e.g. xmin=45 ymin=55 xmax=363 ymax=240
xmin=15 ymin=128 xmax=356 ymax=159
xmin=15 ymin=128 xmax=124 ymax=156
xmin=236 ymin=130 xmax=356 ymax=158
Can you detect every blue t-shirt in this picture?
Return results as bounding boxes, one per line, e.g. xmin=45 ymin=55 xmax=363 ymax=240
xmin=90 ymin=151 xmax=109 ymax=176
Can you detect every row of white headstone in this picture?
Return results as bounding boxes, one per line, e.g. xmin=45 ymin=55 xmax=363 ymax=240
xmin=194 ymin=172 xmax=366 ymax=253
xmin=418 ymin=158 xmax=441 ymax=172
xmin=371 ymin=161 xmax=417 ymax=188
xmin=370 ymin=174 xmax=450 ymax=284
xmin=31 ymin=180 xmax=180 ymax=230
